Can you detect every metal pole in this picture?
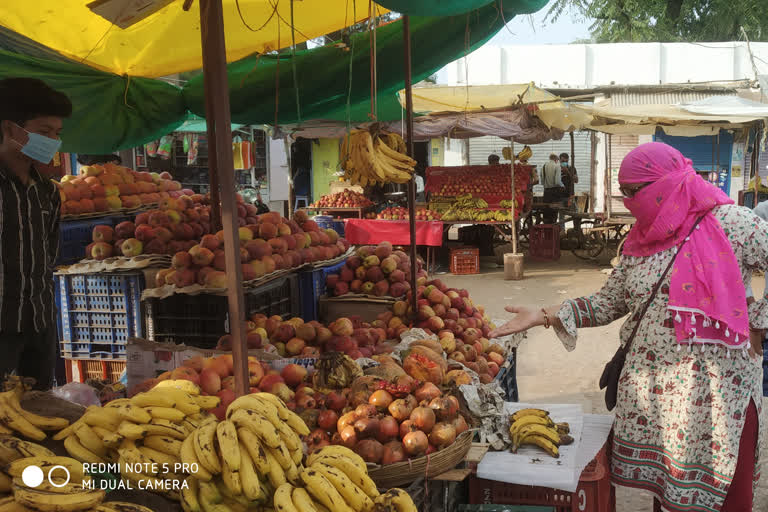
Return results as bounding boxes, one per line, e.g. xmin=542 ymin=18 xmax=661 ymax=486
xmin=510 ymin=141 xmax=517 ymax=254
xmin=199 ymin=0 xmax=249 ymax=397
xmin=403 ymin=16 xmax=418 ymax=317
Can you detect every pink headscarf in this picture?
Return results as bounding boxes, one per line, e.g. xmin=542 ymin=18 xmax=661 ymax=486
xmin=620 ymin=142 xmax=748 ymax=351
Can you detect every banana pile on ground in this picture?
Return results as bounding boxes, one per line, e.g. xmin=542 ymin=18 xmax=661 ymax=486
xmin=53 ymin=380 xmax=220 ymax=500
xmin=0 ymin=382 xmax=70 ymax=441
xmin=508 ymin=408 xmax=573 ymax=458
xmin=341 ymin=130 xmax=416 ymax=187
xmin=179 ymin=392 xmax=310 ymax=511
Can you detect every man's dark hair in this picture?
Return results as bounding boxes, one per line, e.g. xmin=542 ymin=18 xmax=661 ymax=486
xmin=559 ymin=153 xmax=569 ymax=160
xmin=77 ymin=154 xmax=122 ymax=166
xmin=0 ymin=78 xmax=72 ymax=141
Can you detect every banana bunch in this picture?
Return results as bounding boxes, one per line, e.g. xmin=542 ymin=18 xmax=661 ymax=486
xmin=179 ymin=393 xmax=310 ymax=512
xmin=508 ymin=408 xmax=573 ymax=458
xmin=312 ymin=354 xmax=362 ymax=390
xmin=93 ymin=502 xmax=155 ymax=512
xmin=516 ymin=145 xmax=533 ymax=162
xmin=341 ymin=130 xmax=416 ymax=187
xmin=372 ymin=488 xmax=418 ymax=512
xmin=0 ymin=455 xmax=103 ymax=511
xmin=454 ymin=195 xmax=488 ymax=209
xmin=0 ymin=383 xmax=69 ymax=442
xmin=279 ymin=445 xmax=381 ymax=512
xmin=51 ymin=380 xmax=219 ymax=499
xmin=499 ymin=199 xmax=516 ymax=209
xmin=0 ymin=435 xmax=59 ymax=494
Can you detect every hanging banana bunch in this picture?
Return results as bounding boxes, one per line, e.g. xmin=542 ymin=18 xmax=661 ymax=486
xmin=341 ymin=129 xmax=416 ymax=187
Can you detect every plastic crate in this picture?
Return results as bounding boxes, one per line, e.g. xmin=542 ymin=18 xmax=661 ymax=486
xmin=58 ymin=215 xmax=128 ymax=265
xmin=299 ymin=260 xmax=346 ymax=322
xmin=313 ymin=215 xmax=346 ymax=237
xmin=450 ymin=246 xmax=480 ymax=275
xmin=493 ymin=348 xmax=518 ymax=402
xmin=55 ymin=272 xmax=144 ymax=357
xmin=468 ymin=445 xmax=614 ymax=512
xmin=64 ymin=358 xmax=126 ymax=383
xmin=144 ymin=273 xmax=300 ymax=348
xmin=529 ymin=224 xmax=560 ymax=261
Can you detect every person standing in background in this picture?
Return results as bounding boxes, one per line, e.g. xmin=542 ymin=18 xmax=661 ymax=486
xmin=488 ymin=154 xmax=500 ymax=165
xmin=559 ymin=152 xmax=578 ymax=200
xmin=746 ymin=199 xmax=768 ymax=358
xmin=0 ymin=78 xmax=71 ymax=389
xmin=541 ymin=153 xmax=563 ymax=223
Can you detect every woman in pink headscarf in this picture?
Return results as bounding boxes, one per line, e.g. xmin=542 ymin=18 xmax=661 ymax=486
xmin=492 ymin=142 xmax=764 ymax=512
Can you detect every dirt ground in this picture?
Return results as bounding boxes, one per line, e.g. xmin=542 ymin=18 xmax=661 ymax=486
xmin=445 ymin=253 xmax=767 ymax=511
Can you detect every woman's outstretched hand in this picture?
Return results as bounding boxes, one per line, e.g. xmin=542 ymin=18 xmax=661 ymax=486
xmin=489 ymin=306 xmax=545 ymax=337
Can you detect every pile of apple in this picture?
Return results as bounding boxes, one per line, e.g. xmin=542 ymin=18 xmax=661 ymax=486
xmin=153 ymin=210 xmax=351 ymax=289
xmin=214 ymin=314 xmax=404 ymax=360
xmin=310 ymin=190 xmax=373 ymax=209
xmin=304 ymin=374 xmax=470 ymax=462
xmin=376 ymin=207 xmax=409 ymax=220
xmin=85 ymin=195 xmax=211 ymax=260
xmin=388 ymin=279 xmax=505 ymax=384
xmin=326 ymin=242 xmax=426 ymax=298
xmin=414 ymin=207 xmax=441 ymax=221
xmin=57 ymin=163 xmax=190 ymax=216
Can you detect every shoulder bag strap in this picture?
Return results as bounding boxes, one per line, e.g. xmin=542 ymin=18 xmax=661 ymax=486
xmin=623 ymin=215 xmax=706 ymax=351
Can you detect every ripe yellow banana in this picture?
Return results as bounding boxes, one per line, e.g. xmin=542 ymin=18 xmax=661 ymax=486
xmin=300 ymin=469 xmax=354 ymax=512
xmin=516 ymin=434 xmax=560 ymax=458
xmin=180 ymin=476 xmax=202 ymax=512
xmin=226 ymin=396 xmax=280 ymax=426
xmin=266 ymin=446 xmax=299 ymax=485
xmin=159 ymin=389 xmax=201 ymax=416
xmin=238 ymin=441 xmax=264 ymax=502
xmin=215 ymin=421 xmax=240 ymax=472
xmin=118 ymin=439 xmax=155 ymax=473
xmin=306 ymin=446 xmax=365 ymax=471
xmin=138 ymin=445 xmax=179 ymax=468
xmin=193 ymin=421 xmax=221 ymax=474
xmin=94 ymin=502 xmax=155 ymax=512
xmin=111 ymin=404 xmax=152 ymax=424
xmin=64 ymin=434 xmax=105 ymax=464
xmin=130 ymin=392 xmax=176 ymax=409
xmin=0 ymin=397 xmax=45 ymax=441
xmin=197 ymin=480 xmax=223 ymax=509
xmin=1 ymin=393 xmax=69 ymax=431
xmin=220 ymin=457 xmax=242 ymax=497
xmin=117 ymin=422 xmax=150 ymax=441
xmin=509 ymin=415 xmax=554 ymax=437
xmin=252 ymin=394 xmax=310 ymax=436
xmin=5 ymin=456 xmax=85 ymax=482
xmin=143 ymin=407 xmax=185 ymax=423
xmin=309 ymin=454 xmax=378 ymax=498
xmin=263 ymin=448 xmax=287 ymax=489
xmin=147 ymin=418 xmax=187 ymax=439
xmin=142 ymin=435 xmax=182 ymax=457
xmin=229 ymin=410 xmax=281 ymax=449
xmin=515 ymin=424 xmax=560 ymax=448
xmin=311 ymin=462 xmax=373 ymax=512
xmin=180 ymin=435 xmax=212 ymax=482
xmin=153 ymin=379 xmax=201 ymax=396
xmin=377 ymin=488 xmax=418 ymax=512
xmin=0 ymin=435 xmax=55 ymax=460
xmin=193 ymin=396 xmax=221 ymax=410
xmin=273 ymin=483 xmax=298 ymax=512
xmin=73 ymin=423 xmax=107 ymax=457
xmin=291 ymin=487 xmax=319 ymax=512
xmin=510 ymin=408 xmax=550 ymax=423
xmin=12 ymin=483 xmax=105 ymax=512
xmin=236 ymin=428 xmax=270 ymax=476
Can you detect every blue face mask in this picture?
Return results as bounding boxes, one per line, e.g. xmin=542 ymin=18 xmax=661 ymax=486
xmin=12 ymin=124 xmax=62 ymax=164
xmin=560 ymin=162 xmax=568 ymax=167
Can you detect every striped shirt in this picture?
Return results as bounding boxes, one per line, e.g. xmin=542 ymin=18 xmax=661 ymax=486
xmin=0 ymin=165 xmax=60 ymax=333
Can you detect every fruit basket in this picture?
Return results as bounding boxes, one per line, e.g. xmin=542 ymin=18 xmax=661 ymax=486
xmin=366 ymin=429 xmax=474 ymax=488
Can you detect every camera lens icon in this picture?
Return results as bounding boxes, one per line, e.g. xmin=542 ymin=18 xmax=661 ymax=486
xmin=21 ymin=465 xmax=70 ymax=488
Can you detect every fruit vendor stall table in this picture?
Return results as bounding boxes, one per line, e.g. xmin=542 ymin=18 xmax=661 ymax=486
xmin=344 ymin=219 xmax=443 ymax=270
xmin=301 ymin=206 xmax=373 ymax=219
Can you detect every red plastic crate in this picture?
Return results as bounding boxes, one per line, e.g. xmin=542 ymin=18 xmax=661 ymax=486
xmin=529 ymin=224 xmax=561 ymax=261
xmin=450 ymin=246 xmax=480 ymax=275
xmin=468 ymin=445 xmax=615 ymax=512
xmin=64 ymin=358 xmax=126 ymax=384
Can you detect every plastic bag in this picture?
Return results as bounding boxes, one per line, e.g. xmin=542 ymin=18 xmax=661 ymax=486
xmin=52 ymin=382 xmax=101 ymax=408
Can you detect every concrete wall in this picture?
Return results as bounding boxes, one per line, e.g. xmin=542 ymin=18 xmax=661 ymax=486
xmin=437 ymin=42 xmax=768 ymax=90
xmin=311 ymin=138 xmax=340 ymax=200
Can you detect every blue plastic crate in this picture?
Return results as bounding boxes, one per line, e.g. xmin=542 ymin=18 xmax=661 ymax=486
xmin=493 ymin=348 xmax=518 ymax=402
xmin=56 ymin=272 xmax=144 ymax=354
xmin=58 ymin=215 xmax=129 ymax=265
xmin=299 ymin=260 xmax=346 ymax=322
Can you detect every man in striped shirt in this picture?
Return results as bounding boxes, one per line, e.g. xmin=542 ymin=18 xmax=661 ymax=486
xmin=0 ymin=78 xmax=71 ymax=389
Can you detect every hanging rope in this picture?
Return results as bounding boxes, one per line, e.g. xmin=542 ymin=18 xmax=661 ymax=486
xmin=345 ymin=0 xmax=357 ymax=129
xmin=234 ymin=0 xmax=279 ymax=32
xmin=368 ymin=0 xmax=378 ymax=121
xmin=290 ymin=0 xmax=302 ymax=124
xmin=274 ymin=7 xmax=281 ymax=129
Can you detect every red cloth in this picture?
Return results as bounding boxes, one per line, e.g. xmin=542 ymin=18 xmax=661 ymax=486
xmin=344 ymin=219 xmax=444 ymax=246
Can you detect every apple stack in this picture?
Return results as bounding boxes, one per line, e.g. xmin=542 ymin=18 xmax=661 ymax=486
xmin=57 ymin=163 xmax=192 ymax=216
xmin=152 ymin=210 xmax=351 ymax=289
xmin=325 ymin=242 xmax=427 ymax=298
xmin=84 ymin=194 xmax=211 ymax=260
xmin=310 ymin=189 xmax=373 ymax=209
xmin=376 ymin=206 xmax=409 ymax=220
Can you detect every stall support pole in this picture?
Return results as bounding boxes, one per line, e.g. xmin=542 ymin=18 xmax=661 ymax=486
xmin=199 ymin=0 xmax=249 ymax=397
xmin=403 ymin=15 xmax=418 ymax=316
xmin=510 ymin=141 xmax=517 ymax=254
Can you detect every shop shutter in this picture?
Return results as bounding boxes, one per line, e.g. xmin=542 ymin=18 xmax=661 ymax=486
xmin=606 ymin=135 xmax=640 ymax=217
xmin=467 ymin=132 xmax=593 ymax=196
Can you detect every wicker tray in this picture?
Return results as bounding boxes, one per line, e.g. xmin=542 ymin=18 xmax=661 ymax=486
xmin=366 ymin=430 xmax=474 ymax=488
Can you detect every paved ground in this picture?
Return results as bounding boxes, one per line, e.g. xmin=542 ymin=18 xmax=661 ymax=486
xmin=444 ymin=253 xmax=767 ymax=511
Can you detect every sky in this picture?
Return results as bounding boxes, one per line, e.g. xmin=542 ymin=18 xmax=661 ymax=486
xmin=486 ymin=4 xmax=593 ymax=46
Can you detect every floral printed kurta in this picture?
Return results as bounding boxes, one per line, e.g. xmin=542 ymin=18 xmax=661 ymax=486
xmin=555 ymin=205 xmax=765 ymax=512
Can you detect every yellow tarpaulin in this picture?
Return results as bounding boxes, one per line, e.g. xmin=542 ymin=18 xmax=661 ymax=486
xmin=397 ymin=83 xmax=593 ymax=132
xmin=0 ymin=0 xmax=386 ymax=77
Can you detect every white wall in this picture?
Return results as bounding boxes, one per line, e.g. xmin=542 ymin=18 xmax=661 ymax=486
xmin=437 ymin=42 xmax=768 ymax=89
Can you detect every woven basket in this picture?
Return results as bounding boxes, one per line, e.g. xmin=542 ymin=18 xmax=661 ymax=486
xmin=366 ymin=430 xmax=474 ymax=488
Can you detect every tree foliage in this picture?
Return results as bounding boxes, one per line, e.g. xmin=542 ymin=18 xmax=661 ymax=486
xmin=546 ymin=0 xmax=768 ymax=42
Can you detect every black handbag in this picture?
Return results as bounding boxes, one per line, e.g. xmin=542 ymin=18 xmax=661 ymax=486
xmin=599 ymin=216 xmax=704 ymax=411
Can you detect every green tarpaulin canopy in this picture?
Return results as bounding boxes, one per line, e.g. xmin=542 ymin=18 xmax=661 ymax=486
xmin=0 ymin=0 xmax=547 ymax=152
